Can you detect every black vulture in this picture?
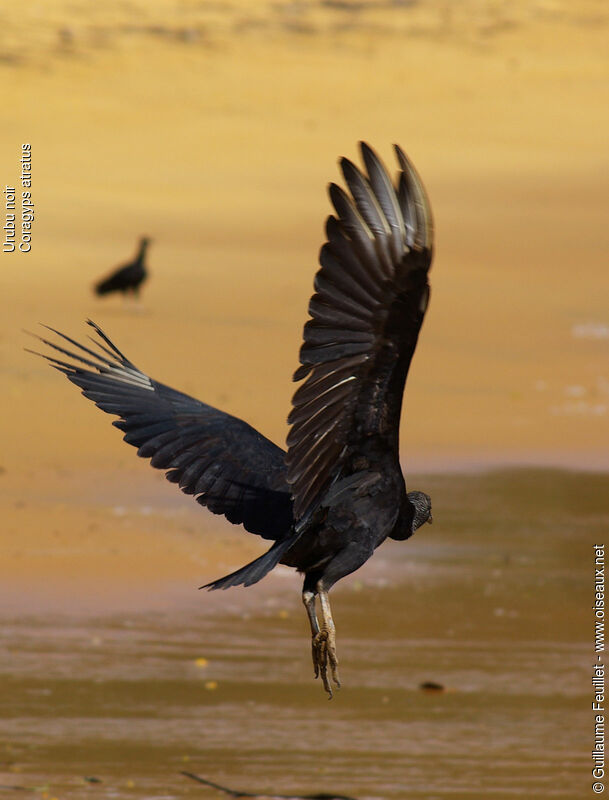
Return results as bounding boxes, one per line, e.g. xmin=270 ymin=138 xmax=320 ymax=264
xmin=94 ymin=236 xmax=151 ymax=297
xmin=31 ymin=143 xmax=433 ymax=697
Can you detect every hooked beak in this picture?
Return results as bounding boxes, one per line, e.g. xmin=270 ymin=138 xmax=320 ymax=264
xmin=428 ymin=514 xmax=433 ymax=525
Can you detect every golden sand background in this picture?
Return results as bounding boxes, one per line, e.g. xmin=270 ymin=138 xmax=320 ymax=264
xmin=0 ymin=0 xmax=608 ymax=599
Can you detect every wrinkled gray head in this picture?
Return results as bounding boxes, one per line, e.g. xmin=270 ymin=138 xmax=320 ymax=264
xmin=407 ymin=490 xmax=433 ymax=532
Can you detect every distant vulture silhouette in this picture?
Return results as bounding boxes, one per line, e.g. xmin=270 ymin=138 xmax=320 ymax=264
xmin=32 ymin=144 xmax=433 ymax=697
xmin=94 ymin=237 xmax=151 ymax=297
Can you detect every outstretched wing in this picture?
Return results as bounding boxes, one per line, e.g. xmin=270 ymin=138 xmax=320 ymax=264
xmin=286 ymin=143 xmax=433 ymax=522
xmin=30 ymin=321 xmax=293 ymax=540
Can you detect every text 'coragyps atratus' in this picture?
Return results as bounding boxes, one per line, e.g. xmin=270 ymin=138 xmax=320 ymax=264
xmin=94 ymin=237 xmax=151 ymax=297
xmin=31 ymin=144 xmax=433 ymax=697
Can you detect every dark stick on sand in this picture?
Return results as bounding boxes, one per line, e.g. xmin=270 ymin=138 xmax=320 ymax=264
xmin=180 ymin=771 xmax=358 ymax=800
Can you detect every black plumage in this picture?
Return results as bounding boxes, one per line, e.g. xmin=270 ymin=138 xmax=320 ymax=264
xmin=94 ymin=237 xmax=151 ymax=297
xmin=31 ymin=144 xmax=434 ymax=696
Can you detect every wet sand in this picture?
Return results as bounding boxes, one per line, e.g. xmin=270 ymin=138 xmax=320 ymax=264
xmin=1 ymin=469 xmax=602 ymax=799
xmin=1 ymin=2 xmax=607 ymax=798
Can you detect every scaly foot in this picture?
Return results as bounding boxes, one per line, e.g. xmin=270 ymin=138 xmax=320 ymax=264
xmin=312 ymin=628 xmax=341 ymax=698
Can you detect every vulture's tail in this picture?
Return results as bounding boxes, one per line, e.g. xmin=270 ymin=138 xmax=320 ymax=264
xmin=202 ymin=535 xmax=297 ymax=590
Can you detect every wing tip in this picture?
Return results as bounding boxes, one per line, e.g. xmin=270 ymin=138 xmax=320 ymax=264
xmin=293 ymin=364 xmax=311 ymax=382
xmin=393 ymin=143 xmax=434 ymax=252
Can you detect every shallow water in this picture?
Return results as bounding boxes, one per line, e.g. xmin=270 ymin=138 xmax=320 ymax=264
xmin=1 ymin=469 xmax=602 ymax=799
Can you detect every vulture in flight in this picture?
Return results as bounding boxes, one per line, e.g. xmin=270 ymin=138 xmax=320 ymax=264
xmin=94 ymin=236 xmax=151 ymax=297
xmin=31 ymin=143 xmax=434 ymax=697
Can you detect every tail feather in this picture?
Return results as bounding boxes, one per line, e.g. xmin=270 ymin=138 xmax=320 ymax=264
xmin=202 ymin=536 xmax=297 ymax=590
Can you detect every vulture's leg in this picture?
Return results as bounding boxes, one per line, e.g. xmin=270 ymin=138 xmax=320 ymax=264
xmin=318 ymin=587 xmax=340 ymax=691
xmin=303 ymin=578 xmax=341 ymax=697
xmin=302 ymin=588 xmax=321 ymax=678
xmin=313 ymin=584 xmax=340 ymax=698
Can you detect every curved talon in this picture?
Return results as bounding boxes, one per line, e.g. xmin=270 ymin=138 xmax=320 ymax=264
xmin=329 ymin=649 xmax=341 ymax=689
xmin=326 ymin=630 xmax=341 ymax=691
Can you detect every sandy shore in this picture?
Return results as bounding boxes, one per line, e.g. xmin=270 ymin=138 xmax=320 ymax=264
xmin=0 ymin=0 xmax=607 ymax=595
